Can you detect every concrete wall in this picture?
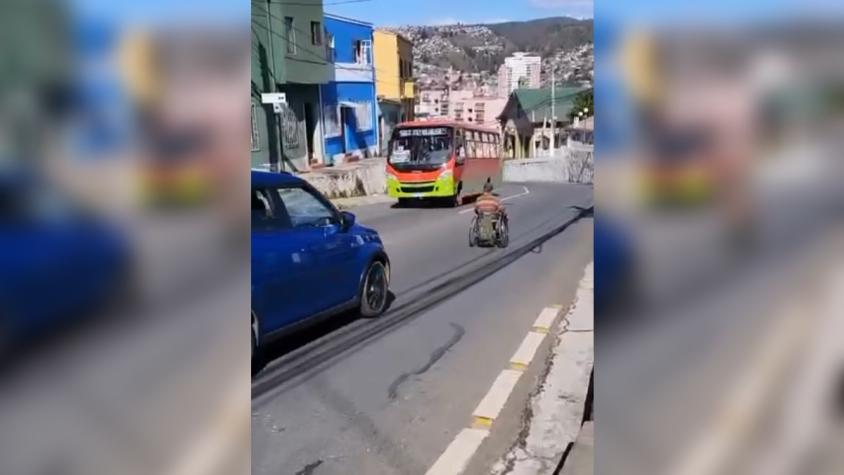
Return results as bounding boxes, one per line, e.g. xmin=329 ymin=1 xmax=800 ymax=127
xmin=298 ymin=157 xmax=387 ymax=199
xmin=503 ymin=149 xmax=594 ymax=184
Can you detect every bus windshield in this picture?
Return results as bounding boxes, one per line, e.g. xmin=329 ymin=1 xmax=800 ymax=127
xmin=388 ymin=127 xmax=453 ymax=170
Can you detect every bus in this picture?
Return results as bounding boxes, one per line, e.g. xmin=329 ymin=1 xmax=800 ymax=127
xmin=386 ymin=120 xmax=504 ymax=206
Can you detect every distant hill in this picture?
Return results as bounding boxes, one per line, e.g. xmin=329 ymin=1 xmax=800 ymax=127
xmin=392 ymin=17 xmax=593 ymax=74
xmin=488 ymin=17 xmax=593 ymax=57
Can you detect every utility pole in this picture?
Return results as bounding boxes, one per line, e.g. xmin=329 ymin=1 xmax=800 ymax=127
xmin=446 ymin=66 xmax=452 ymax=120
xmin=550 ymin=69 xmax=555 ymax=157
xmin=265 ymin=0 xmax=283 ymax=172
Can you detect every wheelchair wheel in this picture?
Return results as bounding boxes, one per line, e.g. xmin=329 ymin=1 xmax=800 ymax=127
xmin=497 ymin=218 xmax=509 ymax=248
xmin=468 ymin=216 xmax=478 ymax=247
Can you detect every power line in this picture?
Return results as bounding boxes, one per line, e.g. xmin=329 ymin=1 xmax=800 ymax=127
xmin=251 ymin=14 xmax=415 ymax=90
xmin=258 ymin=0 xmax=374 ymax=7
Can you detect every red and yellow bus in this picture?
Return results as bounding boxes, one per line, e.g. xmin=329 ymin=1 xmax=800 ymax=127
xmin=386 ymin=120 xmax=504 ymax=206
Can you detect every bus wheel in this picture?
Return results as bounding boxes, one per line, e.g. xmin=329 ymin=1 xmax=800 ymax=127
xmin=452 ymin=185 xmax=463 ymax=207
xmin=397 ymin=198 xmax=409 ymax=208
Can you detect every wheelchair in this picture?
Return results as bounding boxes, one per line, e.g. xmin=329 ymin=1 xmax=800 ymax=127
xmin=469 ymin=211 xmax=509 ymax=248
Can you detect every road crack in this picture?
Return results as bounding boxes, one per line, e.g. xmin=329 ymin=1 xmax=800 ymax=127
xmin=293 ymin=460 xmax=322 ymax=475
xmin=388 ymin=323 xmax=465 ymax=401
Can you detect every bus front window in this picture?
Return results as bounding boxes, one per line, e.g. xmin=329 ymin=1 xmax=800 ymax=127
xmin=388 ymin=127 xmax=453 ymax=170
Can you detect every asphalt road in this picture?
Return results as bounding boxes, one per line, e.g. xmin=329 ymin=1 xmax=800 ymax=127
xmin=251 ymin=182 xmax=594 ymax=475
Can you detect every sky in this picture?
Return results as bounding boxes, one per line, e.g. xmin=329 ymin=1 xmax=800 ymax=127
xmin=325 ymin=0 xmax=593 ymax=27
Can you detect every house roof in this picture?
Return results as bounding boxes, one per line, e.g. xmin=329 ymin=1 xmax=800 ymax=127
xmin=324 ymin=13 xmax=374 ymax=27
xmin=374 ymin=28 xmax=412 ymax=44
xmin=510 ymin=86 xmax=590 ymax=121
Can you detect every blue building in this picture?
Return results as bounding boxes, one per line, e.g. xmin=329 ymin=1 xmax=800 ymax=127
xmin=320 ymin=14 xmax=379 ymax=165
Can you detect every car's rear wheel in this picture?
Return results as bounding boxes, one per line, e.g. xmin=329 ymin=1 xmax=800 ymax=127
xmin=360 ymin=261 xmax=389 ymax=317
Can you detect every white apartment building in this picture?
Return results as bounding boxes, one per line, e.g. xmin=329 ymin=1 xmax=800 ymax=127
xmin=497 ymin=52 xmax=541 ymax=98
xmin=415 ymin=89 xmax=448 ymax=118
xmin=414 ymin=88 xmax=506 ymax=127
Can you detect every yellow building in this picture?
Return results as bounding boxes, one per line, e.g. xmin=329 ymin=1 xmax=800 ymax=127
xmin=373 ymin=29 xmax=415 ymax=121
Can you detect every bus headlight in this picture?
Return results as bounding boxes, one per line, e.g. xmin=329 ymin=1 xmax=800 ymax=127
xmin=438 ymin=169 xmax=452 ymax=180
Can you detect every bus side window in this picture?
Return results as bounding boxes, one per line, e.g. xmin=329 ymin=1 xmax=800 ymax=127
xmin=455 ymin=132 xmax=466 ymax=163
xmin=483 ymin=133 xmax=492 ymax=158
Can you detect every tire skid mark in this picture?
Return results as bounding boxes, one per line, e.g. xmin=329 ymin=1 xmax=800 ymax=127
xmin=388 ymin=323 xmax=466 ymax=401
xmin=252 ymin=206 xmax=593 ymax=402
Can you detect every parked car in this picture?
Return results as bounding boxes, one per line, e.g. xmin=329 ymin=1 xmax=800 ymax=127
xmin=0 ymin=169 xmax=132 ymax=355
xmin=251 ymin=170 xmax=390 ymax=362
xmin=594 ymin=215 xmax=638 ymax=317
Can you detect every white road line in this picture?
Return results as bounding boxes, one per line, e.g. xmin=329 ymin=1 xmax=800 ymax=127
xmin=501 ymin=186 xmax=531 ymax=203
xmin=458 ymin=186 xmax=531 ymax=214
xmin=425 ymin=428 xmax=490 ymax=475
xmin=532 ymin=306 xmax=562 ymax=333
xmin=472 ymin=369 xmax=523 ymax=426
xmin=510 ymin=331 xmax=547 ymax=371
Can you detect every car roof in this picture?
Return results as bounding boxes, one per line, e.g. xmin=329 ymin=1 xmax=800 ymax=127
xmin=251 ymin=169 xmax=304 ymax=188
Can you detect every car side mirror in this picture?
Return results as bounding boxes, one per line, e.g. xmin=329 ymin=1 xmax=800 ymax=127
xmin=340 ymin=211 xmax=356 ymax=231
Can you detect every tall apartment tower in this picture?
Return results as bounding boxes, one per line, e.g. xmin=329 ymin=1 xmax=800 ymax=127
xmin=497 ymin=52 xmax=541 ymax=98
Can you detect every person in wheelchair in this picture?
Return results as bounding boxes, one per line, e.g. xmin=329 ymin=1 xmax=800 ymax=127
xmin=475 ymin=181 xmax=507 ymax=225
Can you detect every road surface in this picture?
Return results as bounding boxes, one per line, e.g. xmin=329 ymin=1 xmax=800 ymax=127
xmin=251 ymin=182 xmax=594 ymax=474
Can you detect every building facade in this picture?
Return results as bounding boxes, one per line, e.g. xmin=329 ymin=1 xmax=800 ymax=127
xmin=497 ymin=87 xmax=589 ymax=158
xmin=251 ymin=0 xmax=329 ymax=171
xmin=415 ymin=89 xmax=447 ymax=118
xmin=497 ymin=52 xmax=541 ymax=98
xmin=373 ymin=29 xmax=415 ymax=121
xmin=319 ymin=14 xmax=378 ymax=164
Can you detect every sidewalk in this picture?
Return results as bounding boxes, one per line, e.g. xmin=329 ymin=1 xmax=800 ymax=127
xmin=295 ymin=157 xmax=387 ymax=200
xmin=492 ymin=263 xmax=594 ymax=475
xmin=559 ymin=422 xmax=593 ymax=475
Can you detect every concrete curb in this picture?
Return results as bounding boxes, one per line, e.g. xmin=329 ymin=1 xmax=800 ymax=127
xmin=491 ymin=262 xmax=594 ymax=475
xmin=331 ymin=194 xmax=395 ymax=210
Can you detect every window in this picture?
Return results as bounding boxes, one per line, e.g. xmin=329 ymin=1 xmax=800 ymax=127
xmin=252 ymin=188 xmax=288 ymax=229
xmin=354 ymin=40 xmax=372 ymax=64
xmin=276 ymin=187 xmax=336 ymax=228
xmin=325 ymin=30 xmax=335 ymax=60
xmin=251 ymin=102 xmax=260 ymax=151
xmin=399 ymin=59 xmax=404 ymax=78
xmin=323 ymin=104 xmax=341 ymax=137
xmin=353 ymin=101 xmax=373 ymax=131
xmin=311 ymin=21 xmax=322 ymax=45
xmin=284 ymin=17 xmax=296 ymax=54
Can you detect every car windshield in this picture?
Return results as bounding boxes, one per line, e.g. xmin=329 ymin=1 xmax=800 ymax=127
xmin=388 ymin=127 xmax=453 ymax=170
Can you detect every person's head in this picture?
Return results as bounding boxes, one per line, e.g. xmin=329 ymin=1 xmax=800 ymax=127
xmin=483 ymin=182 xmax=493 ymax=194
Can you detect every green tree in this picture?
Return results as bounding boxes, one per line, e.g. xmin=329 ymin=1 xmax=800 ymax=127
xmin=568 ymin=90 xmax=593 ymax=121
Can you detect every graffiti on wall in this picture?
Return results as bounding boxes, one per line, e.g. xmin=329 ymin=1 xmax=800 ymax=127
xmin=278 ymin=104 xmax=300 ymax=149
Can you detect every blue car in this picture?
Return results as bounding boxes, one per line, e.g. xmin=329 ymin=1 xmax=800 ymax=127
xmin=251 ymin=170 xmax=390 ymax=361
xmin=0 ymin=169 xmax=131 ymax=354
xmin=594 ymin=216 xmax=637 ymax=316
